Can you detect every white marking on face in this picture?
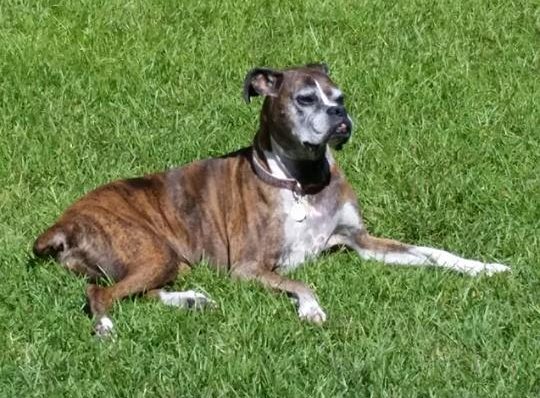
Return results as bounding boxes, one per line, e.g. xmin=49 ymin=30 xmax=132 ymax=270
xmin=158 ymin=290 xmax=216 ymax=309
xmin=314 ymin=80 xmax=336 ymax=106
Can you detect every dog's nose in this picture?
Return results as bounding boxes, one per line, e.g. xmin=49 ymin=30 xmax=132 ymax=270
xmin=326 ymin=106 xmax=346 ymax=118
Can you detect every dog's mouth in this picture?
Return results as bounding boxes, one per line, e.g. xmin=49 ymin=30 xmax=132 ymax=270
xmin=303 ymin=121 xmax=352 ymax=151
xmin=331 ymin=121 xmax=351 ymax=138
xmin=327 ymin=120 xmax=352 ymax=150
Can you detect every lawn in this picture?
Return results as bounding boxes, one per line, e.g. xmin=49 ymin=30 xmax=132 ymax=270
xmin=1 ymin=0 xmax=539 ymax=396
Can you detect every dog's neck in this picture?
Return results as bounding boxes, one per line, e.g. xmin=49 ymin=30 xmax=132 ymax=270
xmin=254 ymin=128 xmax=331 ymax=191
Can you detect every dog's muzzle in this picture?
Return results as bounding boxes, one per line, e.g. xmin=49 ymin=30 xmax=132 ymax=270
xmin=327 ymin=118 xmax=352 ymax=150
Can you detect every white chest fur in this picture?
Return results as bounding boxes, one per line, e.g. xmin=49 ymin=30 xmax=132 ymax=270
xmin=263 ymin=147 xmax=363 ymax=272
xmin=277 ymin=190 xmax=340 ymax=271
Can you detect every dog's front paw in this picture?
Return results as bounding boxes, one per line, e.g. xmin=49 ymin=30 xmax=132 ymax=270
xmin=464 ymin=262 xmax=511 ymax=276
xmin=93 ymin=316 xmax=115 ymax=338
xmin=298 ymin=301 xmax=327 ymax=325
xmin=482 ymin=263 xmax=511 ymax=276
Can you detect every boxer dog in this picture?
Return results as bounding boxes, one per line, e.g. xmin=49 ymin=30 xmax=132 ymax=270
xmin=33 ymin=64 xmax=510 ymax=336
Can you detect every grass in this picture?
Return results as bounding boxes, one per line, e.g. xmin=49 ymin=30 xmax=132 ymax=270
xmin=1 ymin=0 xmax=539 ymax=396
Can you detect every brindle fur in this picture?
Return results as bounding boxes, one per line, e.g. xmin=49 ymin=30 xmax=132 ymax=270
xmin=34 ymin=148 xmax=287 ymax=317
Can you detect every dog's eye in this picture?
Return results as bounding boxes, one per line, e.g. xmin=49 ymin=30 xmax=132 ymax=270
xmin=335 ymin=95 xmax=345 ymax=105
xmin=296 ymin=94 xmax=317 ymax=106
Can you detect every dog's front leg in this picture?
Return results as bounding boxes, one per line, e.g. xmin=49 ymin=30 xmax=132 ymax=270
xmin=330 ymin=205 xmax=510 ymax=275
xmin=346 ymin=231 xmax=510 ymax=276
xmin=232 ymin=265 xmax=326 ymax=324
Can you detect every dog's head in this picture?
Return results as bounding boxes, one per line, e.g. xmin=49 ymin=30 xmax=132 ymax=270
xmin=244 ymin=63 xmax=352 ymax=160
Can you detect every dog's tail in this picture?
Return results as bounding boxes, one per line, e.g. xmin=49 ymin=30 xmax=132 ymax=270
xmin=33 ymin=224 xmax=68 ymax=259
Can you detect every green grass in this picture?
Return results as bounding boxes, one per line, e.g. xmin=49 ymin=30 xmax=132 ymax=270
xmin=1 ymin=0 xmax=539 ymax=396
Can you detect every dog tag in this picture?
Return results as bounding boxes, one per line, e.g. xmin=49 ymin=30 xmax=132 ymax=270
xmin=291 ymin=199 xmax=307 ymax=222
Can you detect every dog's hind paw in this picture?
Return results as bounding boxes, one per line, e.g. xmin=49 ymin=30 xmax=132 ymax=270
xmin=158 ymin=290 xmax=216 ymax=309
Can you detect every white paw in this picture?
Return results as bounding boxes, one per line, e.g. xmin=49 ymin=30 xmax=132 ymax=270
xmin=94 ymin=316 xmax=114 ymax=338
xmin=481 ymin=262 xmax=511 ymax=276
xmin=159 ymin=290 xmax=216 ymax=309
xmin=298 ymin=301 xmax=327 ymax=325
xmin=464 ymin=262 xmax=511 ymax=276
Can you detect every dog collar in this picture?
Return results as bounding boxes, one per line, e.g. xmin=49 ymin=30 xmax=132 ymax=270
xmin=250 ymin=148 xmax=330 ymax=196
xmin=251 ymin=148 xmax=303 ymax=195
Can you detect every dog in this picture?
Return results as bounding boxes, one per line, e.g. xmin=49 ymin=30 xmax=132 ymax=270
xmin=33 ymin=63 xmax=510 ymax=336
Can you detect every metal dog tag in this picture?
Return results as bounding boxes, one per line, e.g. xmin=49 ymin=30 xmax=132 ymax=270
xmin=291 ymin=197 xmax=307 ymax=222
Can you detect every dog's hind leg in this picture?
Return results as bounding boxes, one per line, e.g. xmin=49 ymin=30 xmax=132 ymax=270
xmin=350 ymin=231 xmax=510 ymax=276
xmin=35 ymin=217 xmax=186 ymax=336
xmin=86 ymin=252 xmax=180 ymax=337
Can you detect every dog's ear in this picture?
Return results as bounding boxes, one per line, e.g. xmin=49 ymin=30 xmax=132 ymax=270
xmin=305 ymin=63 xmax=329 ymax=75
xmin=243 ymin=68 xmax=283 ymax=103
